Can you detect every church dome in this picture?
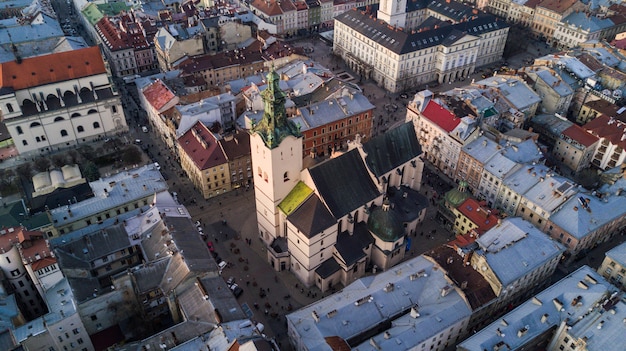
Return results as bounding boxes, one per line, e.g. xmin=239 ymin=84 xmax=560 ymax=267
xmin=443 ymin=180 xmax=470 ymax=208
xmin=367 ymin=199 xmax=405 ymax=242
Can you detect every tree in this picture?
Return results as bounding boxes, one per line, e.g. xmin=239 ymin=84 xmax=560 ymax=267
xmin=0 ymin=168 xmax=14 ymax=187
xmin=67 ymin=150 xmax=81 ymax=164
xmin=51 ymin=154 xmax=68 ymax=168
xmin=78 ymin=145 xmax=95 ymax=161
xmin=16 ymin=162 xmax=33 ymax=179
xmin=82 ymin=161 xmax=100 ymax=181
xmin=33 ymin=157 xmax=51 ymax=173
xmin=121 ymin=146 xmax=143 ymax=166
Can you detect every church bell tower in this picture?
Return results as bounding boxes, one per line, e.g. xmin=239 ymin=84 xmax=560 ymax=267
xmin=249 ymin=66 xmax=303 ymax=244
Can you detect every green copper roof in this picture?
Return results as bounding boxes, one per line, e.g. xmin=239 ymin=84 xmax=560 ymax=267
xmin=0 ymin=200 xmax=51 ymax=230
xmin=367 ymin=201 xmax=405 ymax=242
xmin=251 ymin=67 xmax=301 ymax=148
xmin=96 ymin=2 xmax=131 ymax=16
xmin=81 ymin=3 xmax=104 ymax=26
xmin=279 ymin=181 xmax=313 ymax=215
xmin=443 ymin=180 xmax=470 ymax=208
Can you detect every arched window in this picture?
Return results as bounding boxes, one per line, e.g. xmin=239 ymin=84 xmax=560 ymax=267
xmin=6 ymin=103 xmax=13 ymax=113
xmin=22 ymin=140 xmax=28 ymax=145
xmin=77 ymin=126 xmax=84 ymax=132
xmin=283 ymin=172 xmax=289 ymax=182
xmin=16 ymin=126 xmax=23 ymax=135
xmin=60 ymin=130 xmax=68 ymax=137
xmin=30 ymin=122 xmax=41 ymax=128
xmin=36 ymin=136 xmax=41 ymax=142
xmin=111 ymin=105 xmax=117 ymax=113
xmin=87 ymin=109 xmax=97 ymax=114
xmin=70 ymin=113 xmax=81 ymax=118
xmin=54 ymin=116 xmax=64 ymax=122
xmin=93 ymin=121 xmax=100 ymax=129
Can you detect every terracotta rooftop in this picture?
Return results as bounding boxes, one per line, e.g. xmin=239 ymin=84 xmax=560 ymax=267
xmin=143 ymin=79 xmax=176 ymax=111
xmin=426 ymin=246 xmax=496 ymax=310
xmin=562 ymin=124 xmax=599 ymax=147
xmin=584 ymin=99 xmax=626 ymax=122
xmin=524 ymin=0 xmax=543 ymax=9
xmin=576 ymin=53 xmax=603 ymax=72
xmin=178 ymin=121 xmax=227 ymax=170
xmin=421 ymin=100 xmax=461 ymax=132
xmin=0 ymin=46 xmax=106 ymax=90
xmin=584 ymin=114 xmax=626 ymax=150
xmin=456 ymin=198 xmax=498 ymax=235
xmin=251 ymin=0 xmax=283 ymax=16
xmin=537 ymin=0 xmax=579 ymax=13
xmin=0 ymin=227 xmax=55 ymax=269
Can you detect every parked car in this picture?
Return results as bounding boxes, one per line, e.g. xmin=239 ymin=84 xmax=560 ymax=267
xmin=226 ymin=276 xmax=235 ymax=287
xmin=207 ymin=241 xmax=214 ymax=252
xmin=142 ymin=126 xmax=149 ymax=133
xmin=230 ymin=283 xmax=243 ymax=298
xmin=218 ymin=260 xmax=228 ymax=271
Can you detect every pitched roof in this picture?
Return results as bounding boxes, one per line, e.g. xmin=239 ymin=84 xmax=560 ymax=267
xmin=421 ymin=100 xmax=461 ymax=132
xmin=250 ymin=0 xmax=283 ymax=16
xmin=362 ymin=122 xmax=422 ymax=177
xmin=308 ymin=149 xmax=380 ymax=218
xmin=177 ymin=121 xmax=227 ymax=171
xmin=562 ymin=124 xmax=599 ymax=147
xmin=584 ymin=114 xmax=626 ymax=150
xmin=456 ymin=198 xmax=498 ymax=234
xmin=537 ymin=0 xmax=580 ymax=13
xmin=0 ymin=46 xmax=105 ymax=90
xmin=287 ymin=194 xmax=337 ymax=237
xmin=143 ymin=79 xmax=176 ymax=111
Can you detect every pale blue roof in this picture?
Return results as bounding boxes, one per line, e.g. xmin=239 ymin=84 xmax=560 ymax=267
xmin=476 ymin=217 xmax=564 ymax=288
xmin=522 ymin=175 xmax=578 ymax=213
xmin=562 ymin=12 xmax=614 ymax=32
xmin=43 ymin=278 xmax=78 ymax=325
xmin=475 ymin=76 xmax=541 ymax=111
xmin=287 ymin=256 xmax=471 ymax=351
xmin=50 ymin=165 xmax=168 ymax=227
xmin=458 ymin=266 xmax=615 ymax=351
xmin=500 ymin=138 xmax=544 ymax=164
xmin=295 ymin=93 xmax=375 ymax=132
xmin=0 ymin=13 xmax=64 ymax=46
xmin=462 ymin=136 xmax=501 ymax=165
xmin=502 ymin=163 xmax=550 ymax=195
xmin=606 ymin=241 xmax=626 ymax=270
xmin=535 ymin=69 xmax=574 ymax=97
xmin=549 ymin=193 xmax=626 ymax=239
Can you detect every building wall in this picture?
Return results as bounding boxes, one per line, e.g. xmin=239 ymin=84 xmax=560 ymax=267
xmin=1 ymin=74 xmax=127 ymax=156
xmin=48 ymin=312 xmax=95 ymax=351
xmin=54 ymin=197 xmax=152 ymax=236
xmin=287 ymin=222 xmax=338 ymax=286
xmin=592 ymin=138 xmax=626 ymax=170
xmin=598 ymin=255 xmax=626 ymax=290
xmin=251 ymin=133 xmax=303 ymax=243
xmin=300 ymin=108 xmax=374 ymax=157
xmin=553 ymin=138 xmax=598 ymax=173
xmin=0 ymin=244 xmax=48 ymax=320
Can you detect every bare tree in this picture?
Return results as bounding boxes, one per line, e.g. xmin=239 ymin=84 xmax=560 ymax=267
xmin=16 ymin=162 xmax=33 ymax=179
xmin=51 ymin=154 xmax=68 ymax=168
xmin=33 ymin=157 xmax=51 ymax=173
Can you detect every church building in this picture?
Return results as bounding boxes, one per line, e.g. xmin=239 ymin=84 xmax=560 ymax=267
xmin=249 ymin=67 xmax=429 ymax=291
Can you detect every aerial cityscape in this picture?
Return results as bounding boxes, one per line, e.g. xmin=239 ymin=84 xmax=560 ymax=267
xmin=1 ymin=0 xmax=626 ymax=350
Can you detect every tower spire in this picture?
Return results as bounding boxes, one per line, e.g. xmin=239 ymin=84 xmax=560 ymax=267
xmin=252 ymin=63 xmax=301 ymax=148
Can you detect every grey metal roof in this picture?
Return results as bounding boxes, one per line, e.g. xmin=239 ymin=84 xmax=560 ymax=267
xmin=308 ymin=149 xmax=380 ymax=218
xmin=49 ymin=165 xmax=168 ymax=227
xmin=362 ymin=122 xmax=422 ymax=178
xmin=287 ymin=194 xmax=337 ymax=238
xmin=335 ymin=10 xmax=507 ymax=55
xmin=549 ymin=193 xmax=626 ymax=240
xmin=475 ymin=217 xmax=564 ymax=288
xmin=288 ymin=256 xmax=472 ymax=351
xmin=315 ymin=258 xmax=341 ymax=279
xmin=334 ymin=223 xmax=373 ymax=266
xmin=458 ymin=266 xmax=618 ymax=351
xmin=131 ymin=258 xmax=171 ymax=293
xmin=606 ymin=241 xmax=626 ymax=267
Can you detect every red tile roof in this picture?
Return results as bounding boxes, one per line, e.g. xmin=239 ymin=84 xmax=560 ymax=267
xmin=0 ymin=46 xmax=106 ymax=90
xmin=524 ymin=0 xmax=543 ymax=9
xmin=251 ymin=0 xmax=283 ymax=16
xmin=178 ymin=121 xmax=227 ymax=170
xmin=421 ymin=100 xmax=461 ymax=132
xmin=457 ymin=198 xmax=498 ymax=235
xmin=0 ymin=227 xmax=55 ymax=269
xmin=562 ymin=124 xmax=599 ymax=148
xmin=584 ymin=114 xmax=626 ymax=150
xmin=143 ymin=80 xmax=176 ymax=111
xmin=537 ymin=0 xmax=579 ymax=13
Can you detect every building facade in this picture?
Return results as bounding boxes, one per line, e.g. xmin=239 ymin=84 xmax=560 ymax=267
xmin=0 ymin=47 xmax=127 ymax=156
